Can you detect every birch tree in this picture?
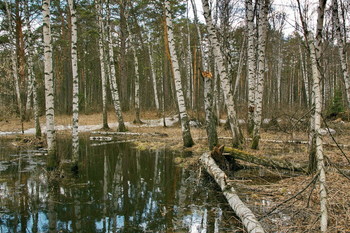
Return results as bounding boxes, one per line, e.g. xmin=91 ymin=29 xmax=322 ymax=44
xmin=43 ymin=0 xmax=56 ymax=154
xmin=106 ymin=1 xmax=127 ymax=132
xmin=201 ymin=0 xmax=243 ymax=147
xmin=186 ymin=0 xmax=192 ymax=107
xmin=68 ymin=0 xmax=79 ymax=161
xmin=5 ymin=1 xmax=23 ymax=129
xmin=131 ymin=34 xmax=142 ymax=124
xmin=252 ymin=0 xmax=269 ymax=149
xmin=24 ymin=0 xmax=41 ymax=137
xmin=164 ymin=0 xmax=194 ymax=147
xmin=147 ymin=37 xmax=160 ymax=113
xmin=332 ymin=0 xmax=350 ymax=108
xmin=96 ymin=0 xmax=109 ymax=129
xmin=246 ymin=0 xmax=256 ymax=135
xmin=297 ymin=0 xmax=328 ymax=231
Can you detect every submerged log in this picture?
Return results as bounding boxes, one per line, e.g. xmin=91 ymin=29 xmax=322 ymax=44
xmin=200 ymin=152 xmax=265 ymax=233
xmin=224 ymin=147 xmax=306 ymax=172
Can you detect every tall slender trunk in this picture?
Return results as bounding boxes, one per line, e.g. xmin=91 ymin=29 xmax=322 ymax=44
xmin=96 ymin=0 xmax=109 ymax=129
xmin=5 ymin=1 xmax=23 ymax=128
xmin=106 ymin=2 xmax=126 ymax=132
xmin=42 ymin=0 xmax=56 ymax=154
xmin=299 ymin=44 xmax=310 ymax=106
xmin=68 ymin=0 xmax=79 ymax=162
xmin=233 ymin=35 xmax=246 ymax=97
xmin=201 ymin=0 xmax=243 ymax=147
xmin=203 ymin=72 xmax=218 ymax=150
xmin=246 ymin=0 xmax=256 ymax=135
xmin=297 ymin=0 xmax=328 ymax=231
xmin=147 ymin=40 xmax=160 ymax=112
xmin=165 ymin=1 xmax=194 ymax=147
xmin=332 ymin=0 xmax=350 ymax=108
xmin=252 ymin=0 xmax=269 ymax=149
xmin=186 ymin=0 xmax=192 ymax=107
xmin=131 ymin=35 xmax=142 ymax=123
xmin=24 ymin=1 xmax=41 ymax=137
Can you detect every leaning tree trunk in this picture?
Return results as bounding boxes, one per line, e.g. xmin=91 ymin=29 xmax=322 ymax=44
xmin=24 ymin=1 xmax=41 ymax=137
xmin=96 ymin=0 xmax=109 ymax=129
xmin=42 ymin=0 xmax=56 ymax=154
xmin=201 ymin=0 xmax=243 ymax=148
xmin=332 ymin=0 xmax=350 ymax=108
xmin=200 ymin=152 xmax=265 ymax=233
xmin=164 ymin=1 xmax=194 ymax=147
xmin=68 ymin=0 xmax=79 ymax=162
xmin=106 ymin=2 xmax=126 ymax=132
xmin=5 ymin=1 xmax=23 ymax=129
xmin=252 ymin=0 xmax=269 ymax=150
xmin=246 ymin=0 xmax=256 ymax=135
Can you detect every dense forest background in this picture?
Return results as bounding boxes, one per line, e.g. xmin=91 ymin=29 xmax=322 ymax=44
xmin=1 ymin=0 xmax=348 ymax=121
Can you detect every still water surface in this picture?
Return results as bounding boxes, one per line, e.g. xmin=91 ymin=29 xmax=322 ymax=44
xmin=0 ymin=137 xmax=242 ymax=232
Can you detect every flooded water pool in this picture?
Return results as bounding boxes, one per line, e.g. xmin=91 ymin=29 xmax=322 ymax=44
xmin=0 ymin=137 xmax=244 ymax=232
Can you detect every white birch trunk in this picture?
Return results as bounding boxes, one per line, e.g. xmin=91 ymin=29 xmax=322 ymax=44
xmin=314 ymin=3 xmax=328 ymax=231
xmin=204 ymin=75 xmax=218 ymax=150
xmin=147 ymin=41 xmax=160 ymax=112
xmin=165 ymin=1 xmax=194 ymax=147
xmin=106 ymin=3 xmax=126 ymax=132
xmin=252 ymin=0 xmax=269 ymax=149
xmin=200 ymin=152 xmax=265 ymax=233
xmin=297 ymin=0 xmax=328 ymax=231
xmin=24 ymin=2 xmax=41 ymax=137
xmin=201 ymin=0 xmax=243 ymax=147
xmin=131 ymin=35 xmax=142 ymax=123
xmin=5 ymin=1 xmax=23 ymax=125
xmin=186 ymin=0 xmax=192 ymax=107
xmin=96 ymin=0 xmax=109 ymax=129
xmin=68 ymin=0 xmax=79 ymax=161
xmin=309 ymin=36 xmax=328 ymax=233
xmin=246 ymin=0 xmax=256 ymax=135
xmin=42 ymin=0 xmax=56 ymax=153
xmin=332 ymin=0 xmax=350 ymax=108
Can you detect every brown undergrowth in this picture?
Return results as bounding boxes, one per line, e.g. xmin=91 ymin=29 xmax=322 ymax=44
xmin=1 ymin=110 xmax=350 ymax=231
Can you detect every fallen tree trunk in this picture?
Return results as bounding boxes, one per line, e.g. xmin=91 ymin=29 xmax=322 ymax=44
xmin=91 ymin=131 xmax=168 ymax=137
xmin=224 ymin=147 xmax=306 ymax=172
xmin=200 ymin=152 xmax=265 ymax=233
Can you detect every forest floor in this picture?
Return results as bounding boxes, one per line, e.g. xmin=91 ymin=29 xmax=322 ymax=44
xmin=1 ymin=110 xmax=350 ymax=232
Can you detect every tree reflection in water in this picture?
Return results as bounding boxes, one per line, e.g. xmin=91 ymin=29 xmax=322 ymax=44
xmin=0 ymin=137 xmax=241 ymax=232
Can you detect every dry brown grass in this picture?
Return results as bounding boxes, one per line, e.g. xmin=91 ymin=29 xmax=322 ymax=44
xmin=1 ymin=110 xmax=350 ymax=231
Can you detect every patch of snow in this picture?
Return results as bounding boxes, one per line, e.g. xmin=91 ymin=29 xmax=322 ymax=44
xmin=318 ymin=128 xmax=336 ymax=135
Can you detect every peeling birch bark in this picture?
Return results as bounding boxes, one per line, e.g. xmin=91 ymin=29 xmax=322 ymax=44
xmin=246 ymin=0 xmax=256 ymax=135
xmin=42 ymin=0 xmax=56 ymax=154
xmin=200 ymin=152 xmax=265 ymax=233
